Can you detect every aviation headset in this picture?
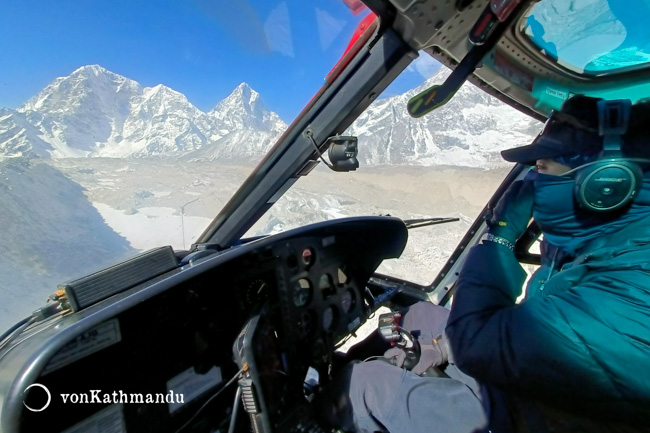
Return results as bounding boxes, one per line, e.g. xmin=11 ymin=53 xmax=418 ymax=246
xmin=572 ymin=99 xmax=644 ymax=212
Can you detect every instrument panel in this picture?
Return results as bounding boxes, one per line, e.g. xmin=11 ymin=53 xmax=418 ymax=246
xmin=0 ymin=217 xmax=408 ymax=433
xmin=274 ymin=236 xmax=367 ymax=358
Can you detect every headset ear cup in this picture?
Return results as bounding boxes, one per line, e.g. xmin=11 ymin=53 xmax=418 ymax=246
xmin=574 ymin=161 xmax=642 ymax=212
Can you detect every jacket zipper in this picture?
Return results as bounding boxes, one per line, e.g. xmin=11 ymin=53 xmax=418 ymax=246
xmin=538 ymin=248 xmax=559 ymax=292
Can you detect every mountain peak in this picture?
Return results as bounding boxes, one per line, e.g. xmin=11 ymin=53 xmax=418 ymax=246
xmin=66 ymin=65 xmax=131 ymax=87
xmin=235 ymin=82 xmax=252 ymax=91
xmin=71 ymin=64 xmax=111 ymax=76
xmin=210 ymin=83 xmax=263 ymax=116
xmin=20 ymin=65 xmax=139 ymax=114
xmin=227 ymin=82 xmax=259 ymax=104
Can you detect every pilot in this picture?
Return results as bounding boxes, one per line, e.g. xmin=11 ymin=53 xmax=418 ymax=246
xmin=318 ymin=95 xmax=650 ymax=432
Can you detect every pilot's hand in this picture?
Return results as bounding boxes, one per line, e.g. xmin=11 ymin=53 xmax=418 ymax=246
xmin=383 ymin=346 xmax=407 ymax=367
xmin=487 ymin=178 xmax=535 ymax=243
xmin=383 ymin=335 xmax=449 ymax=375
xmin=412 ymin=336 xmax=450 ymax=375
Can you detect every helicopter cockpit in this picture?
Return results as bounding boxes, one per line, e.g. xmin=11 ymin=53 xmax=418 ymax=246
xmin=2 ymin=0 xmax=650 ymax=432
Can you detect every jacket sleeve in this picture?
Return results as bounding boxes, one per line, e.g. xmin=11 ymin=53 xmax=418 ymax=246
xmin=445 ymin=242 xmax=634 ymax=405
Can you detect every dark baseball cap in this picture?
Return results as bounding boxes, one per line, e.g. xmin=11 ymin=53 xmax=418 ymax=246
xmin=501 ymin=95 xmax=604 ymax=166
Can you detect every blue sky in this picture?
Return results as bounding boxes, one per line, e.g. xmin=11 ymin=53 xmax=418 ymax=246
xmin=0 ymin=0 xmax=440 ymax=122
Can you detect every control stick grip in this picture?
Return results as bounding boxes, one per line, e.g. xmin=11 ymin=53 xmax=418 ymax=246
xmin=378 ymin=312 xmax=421 ymax=371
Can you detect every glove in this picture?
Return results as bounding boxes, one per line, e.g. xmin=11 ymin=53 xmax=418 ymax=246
xmin=486 ymin=178 xmax=535 ymax=243
xmin=383 ymin=335 xmax=450 ymax=375
xmin=383 ymin=346 xmax=407 ymax=367
xmin=412 ymin=335 xmax=450 ymax=375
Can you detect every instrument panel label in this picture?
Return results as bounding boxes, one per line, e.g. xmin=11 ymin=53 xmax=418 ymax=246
xmin=546 ymin=87 xmax=568 ymax=100
xmin=43 ymin=319 xmax=122 ymax=375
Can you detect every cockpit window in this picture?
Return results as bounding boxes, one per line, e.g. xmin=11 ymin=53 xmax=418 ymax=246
xmin=522 ymin=0 xmax=650 ymax=75
xmin=245 ymin=59 xmax=541 ymax=286
xmin=0 ymin=1 xmax=369 ymax=332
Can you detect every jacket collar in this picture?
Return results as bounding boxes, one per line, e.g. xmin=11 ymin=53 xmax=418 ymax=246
xmin=571 ymin=213 xmax=650 ymax=265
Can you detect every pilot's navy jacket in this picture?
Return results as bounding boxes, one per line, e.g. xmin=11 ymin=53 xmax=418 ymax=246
xmin=448 ymin=214 xmax=650 ymax=432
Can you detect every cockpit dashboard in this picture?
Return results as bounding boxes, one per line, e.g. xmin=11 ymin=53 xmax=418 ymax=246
xmin=0 ymin=216 xmax=407 ymax=433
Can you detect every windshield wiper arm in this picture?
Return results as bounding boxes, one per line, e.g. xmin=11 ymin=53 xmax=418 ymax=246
xmin=402 ymin=217 xmax=459 ymax=229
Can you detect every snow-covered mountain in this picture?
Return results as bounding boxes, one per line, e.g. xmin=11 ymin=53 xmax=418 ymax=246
xmin=347 ymin=68 xmax=541 ymax=168
xmin=189 ymin=83 xmax=286 ymax=160
xmin=0 ymin=65 xmax=286 ymax=159
xmin=0 ymin=64 xmax=541 ymax=167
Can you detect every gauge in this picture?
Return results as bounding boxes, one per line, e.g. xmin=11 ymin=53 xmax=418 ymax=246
xmin=322 ymin=306 xmax=338 ymax=332
xmin=319 ymin=273 xmax=335 ymax=298
xmin=301 ymin=248 xmax=315 ymax=267
xmin=298 ymin=312 xmax=313 ymax=337
xmin=340 ymin=289 xmax=355 ymax=314
xmin=245 ymin=278 xmax=269 ymax=306
xmin=293 ymin=278 xmax=312 ymax=307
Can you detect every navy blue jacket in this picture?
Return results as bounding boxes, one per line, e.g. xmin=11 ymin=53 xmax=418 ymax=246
xmin=447 ymin=215 xmax=650 ymax=432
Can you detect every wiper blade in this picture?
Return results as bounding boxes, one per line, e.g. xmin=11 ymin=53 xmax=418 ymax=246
xmin=402 ymin=217 xmax=459 ymax=229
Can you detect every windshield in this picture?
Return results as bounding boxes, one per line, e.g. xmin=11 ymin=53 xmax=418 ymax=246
xmin=245 ymin=63 xmax=541 ymax=284
xmin=523 ymin=0 xmax=650 ymax=74
xmin=0 ymin=1 xmax=367 ymax=332
xmin=0 ymin=0 xmax=544 ymax=333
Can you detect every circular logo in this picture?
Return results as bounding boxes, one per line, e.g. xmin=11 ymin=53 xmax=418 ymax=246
xmin=23 ymin=383 xmax=51 ymax=412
